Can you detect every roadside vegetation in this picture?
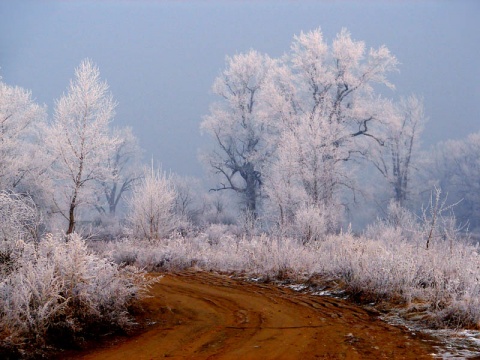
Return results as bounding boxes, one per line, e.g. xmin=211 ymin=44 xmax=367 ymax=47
xmin=100 ymin=194 xmax=480 ymax=330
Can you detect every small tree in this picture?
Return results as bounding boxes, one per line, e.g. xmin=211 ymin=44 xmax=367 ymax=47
xmin=47 ymin=59 xmax=118 ymax=234
xmin=127 ymin=167 xmax=179 ymax=241
xmin=421 ymin=186 xmax=462 ymax=250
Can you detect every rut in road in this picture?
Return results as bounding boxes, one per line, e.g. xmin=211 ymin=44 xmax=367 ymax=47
xmin=70 ymin=271 xmax=436 ymax=360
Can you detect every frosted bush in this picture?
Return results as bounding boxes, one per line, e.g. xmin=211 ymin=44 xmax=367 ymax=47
xmin=126 ymin=168 xmax=184 ymax=240
xmin=86 ymin=214 xmax=127 ymax=241
xmin=365 ymin=200 xmax=420 ymax=244
xmin=0 ymin=192 xmax=40 ymax=242
xmin=437 ymin=289 xmax=480 ymax=328
xmin=0 ymin=192 xmax=42 ymax=276
xmin=195 ymin=192 xmax=238 ymax=226
xmin=265 ymin=202 xmax=342 ymax=243
xmin=293 ymin=204 xmax=330 ymax=243
xmin=0 ymin=233 xmax=153 ymax=353
xmin=101 ymin=233 xmax=318 ymax=281
xmin=202 ymin=223 xmax=241 ymax=244
xmin=241 ymin=235 xmax=317 ymax=280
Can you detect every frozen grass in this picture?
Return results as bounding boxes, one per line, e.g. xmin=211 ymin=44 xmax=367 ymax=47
xmin=98 ymin=218 xmax=480 ymax=330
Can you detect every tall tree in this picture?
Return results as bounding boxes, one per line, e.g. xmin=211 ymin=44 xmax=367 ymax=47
xmin=201 ymin=50 xmax=276 ymax=217
xmin=0 ymin=78 xmax=47 ymax=191
xmin=369 ymin=95 xmax=426 ymax=206
xmin=47 ymin=59 xmax=118 ymax=234
xmin=265 ymin=28 xmax=398 ymax=230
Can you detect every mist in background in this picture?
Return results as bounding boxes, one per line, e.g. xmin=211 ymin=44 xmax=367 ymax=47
xmin=1 ymin=0 xmax=479 ymax=176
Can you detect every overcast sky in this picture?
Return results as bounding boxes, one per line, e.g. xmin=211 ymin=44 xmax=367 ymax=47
xmin=1 ymin=0 xmax=479 ymax=177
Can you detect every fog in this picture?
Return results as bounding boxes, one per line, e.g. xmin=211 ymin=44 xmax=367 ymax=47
xmin=1 ymin=0 xmax=479 ymax=176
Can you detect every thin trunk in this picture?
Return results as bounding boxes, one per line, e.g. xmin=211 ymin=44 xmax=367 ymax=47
xmin=67 ymin=197 xmax=76 ymax=235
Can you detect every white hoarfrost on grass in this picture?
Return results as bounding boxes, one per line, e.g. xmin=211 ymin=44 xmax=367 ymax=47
xmin=98 ymin=232 xmax=318 ymax=280
xmin=100 ymin=205 xmax=480 ymax=330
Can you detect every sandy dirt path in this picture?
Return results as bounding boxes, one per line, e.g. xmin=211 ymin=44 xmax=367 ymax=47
xmin=68 ymin=271 xmax=436 ymax=359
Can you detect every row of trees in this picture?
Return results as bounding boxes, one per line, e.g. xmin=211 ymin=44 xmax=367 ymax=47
xmin=0 ymin=58 xmax=238 ymax=239
xmin=0 ymin=60 xmax=142 ymax=235
xmin=202 ymin=28 xmax=428 ymax=234
xmin=1 ymin=29 xmax=478 ymax=238
xmin=0 ymin=31 xmax=478 ymax=353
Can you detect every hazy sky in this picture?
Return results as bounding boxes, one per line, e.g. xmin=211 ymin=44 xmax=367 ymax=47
xmin=1 ymin=0 xmax=479 ymax=176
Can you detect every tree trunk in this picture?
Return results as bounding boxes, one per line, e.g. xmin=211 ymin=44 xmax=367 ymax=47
xmin=67 ymin=191 xmax=78 ymax=235
xmin=244 ymin=164 xmax=258 ymax=218
xmin=67 ymin=203 xmax=75 ymax=235
xmin=109 ymin=202 xmax=116 ymax=216
xmin=107 ymin=182 xmax=118 ymax=216
xmin=394 ymin=175 xmax=407 ymax=207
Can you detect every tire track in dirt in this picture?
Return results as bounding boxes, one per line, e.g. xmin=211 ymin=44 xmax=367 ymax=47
xmin=68 ymin=271 xmax=436 ymax=359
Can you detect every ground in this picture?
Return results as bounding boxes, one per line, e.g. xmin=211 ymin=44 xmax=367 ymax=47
xmin=63 ymin=270 xmax=437 ymax=359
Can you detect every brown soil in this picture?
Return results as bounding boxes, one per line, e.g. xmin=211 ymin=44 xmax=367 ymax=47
xmin=65 ymin=271 xmax=436 ymax=359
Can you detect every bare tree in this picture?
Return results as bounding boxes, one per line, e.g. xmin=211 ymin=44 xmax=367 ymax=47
xmin=47 ymin=59 xmax=118 ymax=234
xmin=98 ymin=127 xmax=142 ymax=216
xmin=427 ymin=131 xmax=480 ymax=230
xmin=170 ymin=174 xmax=203 ymax=224
xmin=370 ymin=95 xmax=426 ymax=206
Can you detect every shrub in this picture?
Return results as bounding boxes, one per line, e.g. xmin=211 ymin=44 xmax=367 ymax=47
xmin=0 ymin=192 xmax=42 ymax=276
xmin=0 ymin=233 xmax=153 ymax=355
xmin=293 ymin=204 xmax=330 ymax=243
xmin=126 ymin=168 xmax=184 ymax=240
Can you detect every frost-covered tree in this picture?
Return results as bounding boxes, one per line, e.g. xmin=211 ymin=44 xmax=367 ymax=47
xmin=97 ymin=127 xmax=142 ymax=217
xmin=265 ymin=112 xmax=349 ymax=233
xmin=201 ymin=50 xmax=276 ymax=217
xmin=264 ymin=28 xmax=398 ymax=231
xmin=369 ymin=96 xmax=426 ymax=206
xmin=46 ymin=59 xmax=118 ymax=234
xmin=0 ymin=78 xmax=47 ymax=192
xmin=170 ymin=174 xmax=204 ymax=225
xmin=427 ymin=132 xmax=480 ymax=230
xmin=126 ymin=167 xmax=180 ymax=240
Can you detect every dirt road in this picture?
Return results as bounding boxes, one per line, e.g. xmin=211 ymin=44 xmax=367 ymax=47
xmin=70 ymin=271 xmax=436 ymax=359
